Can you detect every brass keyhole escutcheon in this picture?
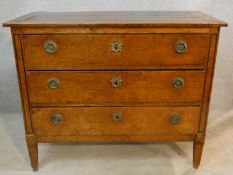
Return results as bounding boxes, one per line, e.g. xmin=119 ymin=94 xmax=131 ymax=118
xmin=175 ymin=41 xmax=187 ymax=53
xmin=111 ymin=76 xmax=122 ymax=88
xmin=44 ymin=41 xmax=57 ymax=54
xmin=112 ymin=112 xmax=123 ymax=122
xmin=48 ymin=78 xmax=60 ymax=89
xmin=169 ymin=112 xmax=181 ymax=125
xmin=111 ymin=40 xmax=122 ymax=53
xmin=173 ymin=77 xmax=184 ymax=89
xmin=51 ymin=114 xmax=63 ymax=124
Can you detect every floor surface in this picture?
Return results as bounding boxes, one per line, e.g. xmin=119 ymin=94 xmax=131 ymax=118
xmin=0 ymin=111 xmax=233 ymax=175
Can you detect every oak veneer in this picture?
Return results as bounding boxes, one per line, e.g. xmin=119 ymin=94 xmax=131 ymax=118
xmin=3 ymin=11 xmax=227 ymax=28
xmin=22 ymin=34 xmax=210 ymax=70
xmin=31 ymin=107 xmax=200 ymax=135
xmin=3 ymin=11 xmax=227 ymax=171
xmin=27 ymin=71 xmax=205 ymax=105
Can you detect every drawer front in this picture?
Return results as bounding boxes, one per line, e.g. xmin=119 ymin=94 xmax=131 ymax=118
xmin=23 ymin=34 xmax=210 ymax=70
xmin=31 ymin=107 xmax=200 ymax=136
xmin=27 ymin=71 xmax=205 ymax=105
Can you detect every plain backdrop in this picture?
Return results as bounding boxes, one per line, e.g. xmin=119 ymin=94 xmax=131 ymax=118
xmin=0 ymin=0 xmax=232 ymax=117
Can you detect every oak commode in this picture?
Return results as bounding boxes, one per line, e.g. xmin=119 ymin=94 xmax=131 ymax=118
xmin=3 ymin=11 xmax=227 ymax=171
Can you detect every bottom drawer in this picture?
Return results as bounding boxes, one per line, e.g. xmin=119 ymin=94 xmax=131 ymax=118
xmin=31 ymin=107 xmax=200 ymax=136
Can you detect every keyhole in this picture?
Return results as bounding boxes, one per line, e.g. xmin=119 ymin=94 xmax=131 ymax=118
xmin=115 ymin=81 xmax=118 ymax=86
xmin=115 ymin=45 xmax=118 ymax=51
xmin=111 ymin=41 xmax=122 ymax=53
xmin=111 ymin=76 xmax=122 ymax=88
xmin=112 ymin=111 xmax=122 ymax=121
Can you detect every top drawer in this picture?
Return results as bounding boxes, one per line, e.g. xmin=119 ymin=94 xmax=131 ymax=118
xmin=22 ymin=34 xmax=210 ymax=70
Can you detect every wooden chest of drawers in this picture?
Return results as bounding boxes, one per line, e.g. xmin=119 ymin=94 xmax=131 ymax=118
xmin=3 ymin=11 xmax=227 ymax=171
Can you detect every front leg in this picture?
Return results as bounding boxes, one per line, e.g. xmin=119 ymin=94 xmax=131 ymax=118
xmin=193 ymin=132 xmax=205 ymax=169
xmin=26 ymin=135 xmax=38 ymax=171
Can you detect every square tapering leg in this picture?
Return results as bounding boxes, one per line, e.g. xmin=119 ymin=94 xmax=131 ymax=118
xmin=193 ymin=133 xmax=205 ymax=169
xmin=27 ymin=143 xmax=38 ymax=171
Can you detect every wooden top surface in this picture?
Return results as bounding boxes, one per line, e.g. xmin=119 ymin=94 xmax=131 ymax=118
xmin=3 ymin=11 xmax=227 ymax=28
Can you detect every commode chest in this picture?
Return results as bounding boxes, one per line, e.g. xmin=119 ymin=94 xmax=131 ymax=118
xmin=3 ymin=11 xmax=227 ymax=171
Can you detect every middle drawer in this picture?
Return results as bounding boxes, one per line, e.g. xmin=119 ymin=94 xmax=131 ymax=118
xmin=27 ymin=71 xmax=205 ymax=106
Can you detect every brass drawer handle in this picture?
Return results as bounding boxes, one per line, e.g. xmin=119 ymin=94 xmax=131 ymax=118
xmin=175 ymin=41 xmax=187 ymax=53
xmin=51 ymin=114 xmax=63 ymax=124
xmin=111 ymin=40 xmax=122 ymax=53
xmin=112 ymin=111 xmax=123 ymax=122
xmin=169 ymin=112 xmax=181 ymax=125
xmin=173 ymin=77 xmax=184 ymax=89
xmin=111 ymin=76 xmax=122 ymax=88
xmin=44 ymin=41 xmax=57 ymax=53
xmin=48 ymin=78 xmax=60 ymax=89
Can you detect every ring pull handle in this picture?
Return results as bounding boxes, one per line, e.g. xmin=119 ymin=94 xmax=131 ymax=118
xmin=169 ymin=112 xmax=181 ymax=125
xmin=173 ymin=77 xmax=184 ymax=89
xmin=175 ymin=41 xmax=187 ymax=53
xmin=112 ymin=112 xmax=123 ymax=122
xmin=111 ymin=40 xmax=122 ymax=53
xmin=44 ymin=41 xmax=57 ymax=54
xmin=48 ymin=78 xmax=60 ymax=89
xmin=111 ymin=76 xmax=122 ymax=88
xmin=51 ymin=114 xmax=63 ymax=124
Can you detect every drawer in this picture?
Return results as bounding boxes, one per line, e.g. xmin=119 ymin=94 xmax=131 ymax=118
xmin=31 ymin=106 xmax=200 ymax=136
xmin=23 ymin=34 xmax=210 ymax=70
xmin=27 ymin=71 xmax=205 ymax=105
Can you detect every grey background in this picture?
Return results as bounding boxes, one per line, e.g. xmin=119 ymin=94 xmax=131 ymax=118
xmin=0 ymin=0 xmax=232 ymax=117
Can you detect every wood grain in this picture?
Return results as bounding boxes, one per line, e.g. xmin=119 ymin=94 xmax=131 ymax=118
xmin=27 ymin=71 xmax=205 ymax=105
xmin=3 ymin=11 xmax=227 ymax=27
xmin=13 ymin=27 xmax=219 ymax=35
xmin=23 ymin=34 xmax=210 ymax=70
xmin=27 ymin=144 xmax=38 ymax=171
xmin=37 ymin=134 xmax=195 ymax=143
xmin=31 ymin=106 xmax=200 ymax=136
xmin=26 ymin=134 xmax=38 ymax=171
xmin=12 ymin=34 xmax=33 ymax=134
xmin=193 ymin=132 xmax=205 ymax=168
xmin=199 ymin=34 xmax=219 ymax=131
xmin=3 ymin=11 xmax=227 ymax=170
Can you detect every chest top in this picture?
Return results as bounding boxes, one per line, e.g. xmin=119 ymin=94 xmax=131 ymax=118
xmin=3 ymin=11 xmax=227 ymax=28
